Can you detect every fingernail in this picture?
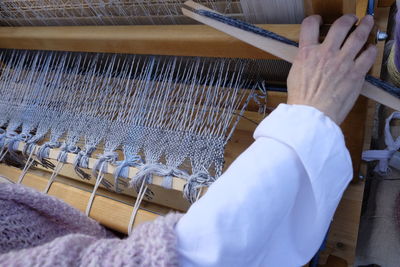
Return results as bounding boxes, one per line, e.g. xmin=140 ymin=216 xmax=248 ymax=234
xmin=350 ymin=14 xmax=359 ymax=20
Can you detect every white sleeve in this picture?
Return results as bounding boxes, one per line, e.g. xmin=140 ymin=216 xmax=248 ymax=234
xmin=175 ymin=104 xmax=353 ymax=267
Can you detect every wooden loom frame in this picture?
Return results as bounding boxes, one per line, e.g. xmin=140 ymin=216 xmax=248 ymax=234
xmin=0 ymin=0 xmax=395 ymax=266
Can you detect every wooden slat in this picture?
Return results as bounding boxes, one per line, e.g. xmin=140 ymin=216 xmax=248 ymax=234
xmin=356 ymin=0 xmax=369 ymax=17
xmin=0 ymin=24 xmax=300 ymax=60
xmin=378 ymin=0 xmax=395 ymax=7
xmin=305 ymin=0 xmax=344 ymax=22
xmin=15 ymin=142 xmax=187 ymax=191
xmin=304 ymin=0 xmax=356 ymax=21
xmin=343 ymin=0 xmax=357 ymax=14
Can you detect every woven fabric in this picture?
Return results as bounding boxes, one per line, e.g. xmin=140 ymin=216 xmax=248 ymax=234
xmin=0 ymin=183 xmax=110 ymax=254
xmin=0 ymin=183 xmax=182 ymax=266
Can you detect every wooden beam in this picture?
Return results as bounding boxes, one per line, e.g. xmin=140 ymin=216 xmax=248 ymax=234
xmin=356 ymin=0 xmax=369 ymax=17
xmin=378 ymin=0 xmax=395 ymax=7
xmin=0 ymin=24 xmax=300 ymax=60
xmin=304 ymin=0 xmax=357 ymax=22
xmin=343 ymin=0 xmax=357 ymax=14
xmin=304 ymin=0 xmax=344 ymax=22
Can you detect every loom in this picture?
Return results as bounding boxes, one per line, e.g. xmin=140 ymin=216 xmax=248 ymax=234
xmin=0 ymin=0 xmax=394 ymax=265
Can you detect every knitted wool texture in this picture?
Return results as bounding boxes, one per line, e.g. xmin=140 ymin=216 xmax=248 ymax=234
xmin=0 ymin=183 xmax=182 ymax=266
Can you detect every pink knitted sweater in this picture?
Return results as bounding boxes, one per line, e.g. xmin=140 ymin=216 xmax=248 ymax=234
xmin=0 ymin=183 xmax=182 ymax=266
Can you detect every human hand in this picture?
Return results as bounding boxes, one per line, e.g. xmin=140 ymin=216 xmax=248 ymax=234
xmin=287 ymin=14 xmax=377 ymax=125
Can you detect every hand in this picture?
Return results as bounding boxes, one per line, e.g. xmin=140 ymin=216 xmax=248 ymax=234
xmin=287 ymin=14 xmax=377 ymax=125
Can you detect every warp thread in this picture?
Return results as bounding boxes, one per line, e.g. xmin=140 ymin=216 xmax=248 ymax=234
xmin=113 ymin=155 xmax=142 ymax=193
xmin=73 ymin=146 xmax=97 ymax=180
xmin=0 ymin=49 xmax=249 ymax=205
xmin=130 ymin=163 xmax=190 ymax=198
xmin=22 ymin=133 xmax=46 ymax=156
xmin=0 ymin=131 xmax=18 ymax=161
xmin=92 ymin=151 xmax=119 ymax=189
xmin=37 ymin=141 xmax=61 ymax=163
xmin=5 ymin=132 xmax=27 ymax=165
xmin=363 ymin=112 xmax=400 ymax=175
xmin=0 ymin=129 xmax=6 ymax=150
xmin=183 ymin=171 xmax=215 ymax=204
xmin=6 ymin=132 xmax=22 ymax=152
xmin=57 ymin=143 xmax=80 ymax=163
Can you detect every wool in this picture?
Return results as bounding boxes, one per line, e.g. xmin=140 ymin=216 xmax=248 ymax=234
xmin=0 ymin=183 xmax=182 ymax=266
xmin=387 ymin=9 xmax=400 ymax=87
xmin=395 ymin=9 xmax=400 ymax=71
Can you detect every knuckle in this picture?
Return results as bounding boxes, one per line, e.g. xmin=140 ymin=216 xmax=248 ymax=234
xmin=349 ymin=68 xmax=363 ymax=79
xmin=320 ymin=46 xmax=336 ymax=59
xmin=297 ymin=46 xmax=312 ymax=58
xmin=302 ymin=15 xmax=320 ymax=26
xmin=342 ymin=14 xmax=357 ymax=23
xmin=334 ymin=14 xmax=356 ymax=28
xmin=352 ymin=29 xmax=368 ymax=42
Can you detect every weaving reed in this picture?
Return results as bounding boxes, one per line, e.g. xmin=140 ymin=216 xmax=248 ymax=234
xmin=0 ymin=0 xmax=305 ymax=26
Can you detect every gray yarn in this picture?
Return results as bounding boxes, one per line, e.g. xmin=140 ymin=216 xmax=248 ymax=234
xmin=36 ymin=142 xmax=61 ymax=163
xmin=92 ymin=152 xmax=119 ymax=179
xmin=113 ymin=155 xmax=143 ymax=193
xmin=0 ymin=129 xmax=6 ymax=149
xmin=73 ymin=146 xmax=97 ymax=180
xmin=131 ymin=163 xmax=190 ymax=191
xmin=0 ymin=1 xmax=241 ymax=26
xmin=0 ymin=49 xmax=253 ymax=203
xmin=183 ymin=171 xmax=216 ymax=203
xmin=57 ymin=143 xmax=81 ymax=163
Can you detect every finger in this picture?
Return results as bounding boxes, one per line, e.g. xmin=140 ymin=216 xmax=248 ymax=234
xmin=299 ymin=15 xmax=322 ymax=48
xmin=341 ymin=15 xmax=374 ymax=59
xmin=323 ymin=14 xmax=358 ymax=50
xmin=354 ymin=45 xmax=377 ymax=75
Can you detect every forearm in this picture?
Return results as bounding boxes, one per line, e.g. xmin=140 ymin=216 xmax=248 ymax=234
xmin=176 ymin=104 xmax=353 ymax=266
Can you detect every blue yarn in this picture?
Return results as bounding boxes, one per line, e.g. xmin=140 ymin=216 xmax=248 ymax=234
xmin=37 ymin=141 xmax=60 ymax=162
xmin=196 ymin=10 xmax=299 ymax=47
xmin=366 ymin=75 xmax=400 ymax=98
xmin=367 ymin=0 xmax=375 ymax=16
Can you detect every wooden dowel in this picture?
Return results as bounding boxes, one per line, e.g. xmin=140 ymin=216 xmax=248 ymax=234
xmin=378 ymin=0 xmax=395 ymax=7
xmin=0 ymin=24 xmax=300 ymax=60
xmin=15 ymin=142 xmax=187 ymax=191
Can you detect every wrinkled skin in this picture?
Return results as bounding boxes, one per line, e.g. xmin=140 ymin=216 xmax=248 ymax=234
xmin=287 ymin=14 xmax=377 ymax=125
